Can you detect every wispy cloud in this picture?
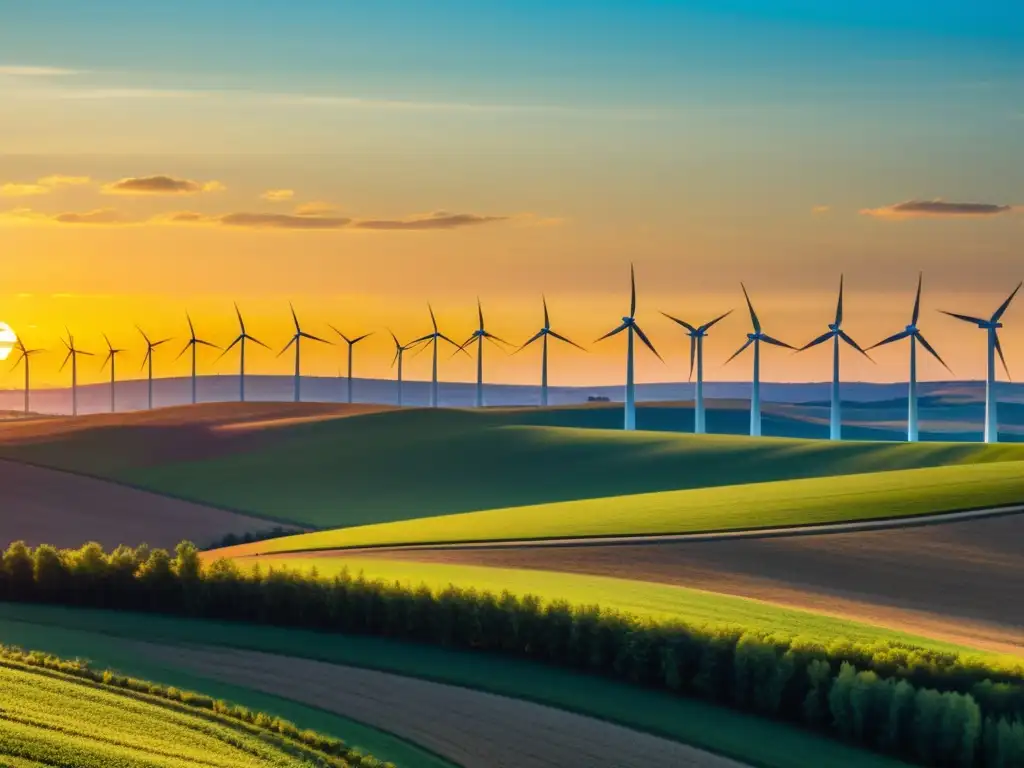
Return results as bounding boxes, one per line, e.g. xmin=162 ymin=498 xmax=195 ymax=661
xmin=0 ymin=65 xmax=81 ymax=77
xmin=0 ymin=175 xmax=92 ymax=197
xmin=261 ymin=189 xmax=295 ymax=202
xmin=293 ymin=201 xmax=340 ymax=216
xmin=0 ymin=207 xmax=127 ymax=225
xmin=861 ymin=199 xmax=1015 ymax=219
xmin=352 ymin=211 xmax=507 ymax=230
xmin=102 ymin=175 xmax=225 ymax=195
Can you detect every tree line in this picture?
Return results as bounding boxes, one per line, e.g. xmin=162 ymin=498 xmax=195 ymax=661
xmin=2 ymin=539 xmax=1022 ymax=768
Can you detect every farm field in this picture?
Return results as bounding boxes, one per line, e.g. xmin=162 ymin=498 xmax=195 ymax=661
xmin=0 ymin=649 xmax=377 ymax=768
xmin=0 ymin=404 xmax=1023 ymax=530
xmin=0 ymin=603 xmax=912 ymax=768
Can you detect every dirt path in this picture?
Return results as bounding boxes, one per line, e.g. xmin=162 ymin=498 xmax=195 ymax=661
xmin=360 ymin=512 xmax=1024 ymax=655
xmin=138 ymin=643 xmax=746 ymax=768
xmin=0 ymin=459 xmax=278 ymax=550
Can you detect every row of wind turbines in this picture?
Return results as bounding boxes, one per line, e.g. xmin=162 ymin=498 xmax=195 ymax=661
xmin=10 ymin=266 xmax=1021 ymax=443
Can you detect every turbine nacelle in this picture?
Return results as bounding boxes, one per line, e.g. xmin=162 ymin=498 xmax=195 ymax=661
xmin=905 ymin=324 xmax=917 ymax=334
xmin=747 ymin=332 xmax=759 ymax=341
xmin=622 ymin=316 xmax=634 ymax=325
xmin=827 ymin=323 xmax=839 ymax=333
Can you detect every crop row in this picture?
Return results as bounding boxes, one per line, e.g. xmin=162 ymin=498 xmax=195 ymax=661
xmin=2 ymin=539 xmax=1023 ymax=767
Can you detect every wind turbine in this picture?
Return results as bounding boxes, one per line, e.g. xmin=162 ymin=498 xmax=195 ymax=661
xmin=798 ymin=276 xmax=872 ymax=441
xmin=516 ymin=296 xmax=585 ymax=407
xmin=59 ymin=329 xmax=93 ymax=416
xmin=595 ymin=264 xmax=662 ymax=431
xmin=940 ymin=281 xmax=1022 ymax=444
xmin=10 ymin=339 xmax=43 ymax=415
xmin=390 ymin=330 xmax=421 ymax=406
xmin=218 ymin=303 xmax=270 ymax=402
xmin=458 ymin=299 xmax=512 ymax=408
xmin=329 ymin=325 xmax=373 ymax=404
xmin=724 ymin=285 xmax=794 ymax=437
xmin=868 ymin=274 xmax=952 ymax=442
xmin=137 ymin=326 xmax=171 ymax=410
xmin=278 ymin=303 xmax=329 ymax=403
xmin=410 ymin=304 xmax=466 ymax=408
xmin=175 ymin=313 xmax=219 ymax=405
xmin=101 ymin=334 xmax=126 ymax=413
xmin=661 ymin=309 xmax=733 ymax=434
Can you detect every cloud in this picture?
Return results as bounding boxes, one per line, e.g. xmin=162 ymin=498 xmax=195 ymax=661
xmin=860 ymin=199 xmax=1014 ymax=219
xmin=293 ymin=201 xmax=340 ymax=216
xmin=102 ymin=175 xmax=225 ymax=195
xmin=219 ymin=212 xmax=353 ymax=230
xmin=812 ymin=205 xmax=831 ymax=215
xmin=0 ymin=175 xmax=93 ymax=197
xmin=352 ymin=211 xmax=508 ymax=230
xmin=261 ymin=189 xmax=295 ymax=202
xmin=0 ymin=65 xmax=80 ymax=77
xmin=0 ymin=207 xmax=129 ymax=226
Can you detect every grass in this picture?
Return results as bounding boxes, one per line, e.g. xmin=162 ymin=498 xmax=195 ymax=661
xmin=2 ymin=406 xmax=1023 ymax=528
xmin=222 ymin=458 xmax=1024 ymax=553
xmin=0 ymin=654 xmax=346 ymax=768
xmin=236 ymin=555 xmax=1001 ymax=657
xmin=0 ymin=602 xmax=909 ymax=768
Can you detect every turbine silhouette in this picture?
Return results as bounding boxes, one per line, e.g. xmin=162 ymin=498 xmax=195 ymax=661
xmin=10 ymin=338 xmax=43 ymax=415
xmin=410 ymin=304 xmax=467 ymax=408
xmin=724 ymin=284 xmax=794 ymax=437
xmin=217 ymin=303 xmax=270 ymax=403
xmin=329 ymin=325 xmax=373 ymax=404
xmin=940 ymin=281 xmax=1021 ymax=443
xmin=661 ymin=308 xmax=732 ymax=434
xmin=516 ymin=296 xmax=585 ymax=407
xmin=868 ymin=273 xmax=951 ymax=442
xmin=101 ymin=334 xmax=126 ymax=413
xmin=458 ymin=299 xmax=512 ymax=408
xmin=595 ymin=264 xmax=661 ymax=431
xmin=59 ymin=329 xmax=93 ymax=416
xmin=175 ymin=313 xmax=219 ymax=405
xmin=278 ymin=303 xmax=329 ymax=403
xmin=137 ymin=326 xmax=171 ymax=410
xmin=798 ymin=276 xmax=872 ymax=441
xmin=389 ymin=330 xmax=422 ymax=407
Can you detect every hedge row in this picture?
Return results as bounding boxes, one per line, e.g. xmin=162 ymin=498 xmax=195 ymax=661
xmin=2 ymin=540 xmax=1023 ymax=767
xmin=0 ymin=642 xmax=393 ymax=768
xmin=207 ymin=526 xmax=307 ymax=550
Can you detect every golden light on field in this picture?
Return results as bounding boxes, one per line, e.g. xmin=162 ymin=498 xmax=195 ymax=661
xmin=0 ymin=323 xmax=16 ymax=361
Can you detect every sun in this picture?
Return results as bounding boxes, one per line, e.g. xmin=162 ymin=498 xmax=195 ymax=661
xmin=0 ymin=323 xmax=17 ymax=361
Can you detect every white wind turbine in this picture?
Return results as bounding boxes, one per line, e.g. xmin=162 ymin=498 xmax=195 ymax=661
xmin=724 ymin=284 xmax=794 ymax=437
xmin=278 ymin=303 xmax=330 ymax=403
xmin=798 ymin=276 xmax=872 ymax=441
xmin=661 ymin=309 xmax=733 ymax=434
xmin=516 ymin=296 xmax=585 ymax=407
xmin=59 ymin=329 xmax=93 ymax=416
xmin=458 ymin=299 xmax=512 ymax=408
xmin=410 ymin=304 xmax=466 ymax=408
xmin=595 ymin=264 xmax=662 ymax=431
xmin=101 ymin=334 xmax=126 ymax=413
xmin=10 ymin=338 xmax=43 ymax=415
xmin=137 ymin=326 xmax=171 ymax=410
xmin=868 ymin=273 xmax=951 ymax=442
xmin=940 ymin=281 xmax=1021 ymax=444
xmin=389 ymin=330 xmax=421 ymax=407
xmin=218 ymin=303 xmax=270 ymax=403
xmin=329 ymin=325 xmax=373 ymax=404
xmin=175 ymin=313 xmax=219 ymax=405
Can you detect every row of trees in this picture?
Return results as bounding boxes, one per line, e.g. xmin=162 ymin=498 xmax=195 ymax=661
xmin=1 ymin=539 xmax=1022 ymax=768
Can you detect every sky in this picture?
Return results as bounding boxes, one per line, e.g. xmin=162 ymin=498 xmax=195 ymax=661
xmin=1 ymin=0 xmax=1022 ymax=388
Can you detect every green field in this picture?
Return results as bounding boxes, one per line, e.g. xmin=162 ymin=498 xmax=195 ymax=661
xmin=224 ymin=458 xmax=1024 ymax=554
xmin=4 ymin=407 xmax=1024 ymax=528
xmin=0 ymin=653 xmax=362 ymax=768
xmin=0 ymin=603 xmax=909 ymax=768
xmin=234 ymin=555 xmax=1004 ymax=657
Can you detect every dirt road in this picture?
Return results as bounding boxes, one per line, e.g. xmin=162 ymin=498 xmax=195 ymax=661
xmin=139 ymin=643 xmax=747 ymax=768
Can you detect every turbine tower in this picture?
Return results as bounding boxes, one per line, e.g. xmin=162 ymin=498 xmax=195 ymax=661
xmin=175 ymin=313 xmax=219 ymax=405
xmin=940 ymin=281 xmax=1021 ymax=444
xmin=868 ymin=273 xmax=952 ymax=442
xmin=410 ymin=304 xmax=465 ymax=408
xmin=724 ymin=285 xmax=794 ymax=437
xmin=329 ymin=325 xmax=373 ymax=404
xmin=459 ymin=299 xmax=512 ymax=408
xmin=10 ymin=339 xmax=43 ymax=415
xmin=595 ymin=264 xmax=661 ymax=431
xmin=278 ymin=303 xmax=329 ymax=403
xmin=101 ymin=334 xmax=126 ymax=413
xmin=661 ymin=309 xmax=733 ymax=434
xmin=137 ymin=326 xmax=171 ymax=411
xmin=389 ymin=330 xmax=420 ymax=406
xmin=517 ymin=296 xmax=585 ymax=407
xmin=59 ymin=329 xmax=93 ymax=416
xmin=218 ymin=303 xmax=269 ymax=403
xmin=798 ymin=276 xmax=872 ymax=441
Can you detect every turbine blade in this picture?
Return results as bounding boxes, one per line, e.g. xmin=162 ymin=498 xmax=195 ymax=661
xmin=428 ymin=303 xmax=438 ymax=333
xmin=515 ymin=329 xmax=545 ymax=354
xmin=440 ymin=333 xmax=470 ymax=355
xmin=838 ymin=329 xmax=873 ymax=360
xmin=661 ymin=312 xmax=697 ymax=334
xmin=477 ymin=297 xmax=484 ymax=330
xmin=867 ymin=329 xmax=910 ymax=350
xmin=388 ymin=329 xmax=401 ymax=350
xmin=215 ymin=336 xmax=241 ymax=362
xmin=59 ymin=350 xmax=72 ymax=371
xmin=633 ymin=323 xmax=662 ymax=361
xmin=289 ymin=302 xmax=299 ymax=332
xmin=174 ymin=341 xmax=192 ymax=361
xmin=483 ymin=332 xmax=513 ymax=347
xmin=300 ymin=331 xmax=330 ymax=344
xmin=152 ymin=338 xmax=171 ymax=347
xmin=995 ymin=332 xmax=1011 ymax=381
xmin=136 ymin=325 xmax=151 ymax=345
xmin=235 ymin=302 xmax=245 ymax=333
xmin=595 ymin=322 xmax=629 ymax=343
xmin=912 ymin=272 xmax=923 ymax=326
xmin=409 ymin=333 xmax=434 ymax=346
xmin=630 ymin=263 xmax=636 ymax=317
xmin=542 ymin=295 xmax=550 ymax=328
xmin=351 ymin=332 xmax=373 ymax=344
xmin=799 ymin=331 xmax=834 ymax=351
xmin=992 ymin=281 xmax=1023 ymax=323
xmin=195 ymin=339 xmax=219 ymax=349
xmin=688 ymin=337 xmax=696 ymax=381
xmin=914 ymin=332 xmax=953 ymax=375
xmin=724 ymin=338 xmax=754 ymax=365
xmin=547 ymin=330 xmax=586 ymax=351
xmin=103 ymin=333 xmax=113 ymax=351
xmin=277 ymin=336 xmax=296 ymax=358
xmin=139 ymin=349 xmax=151 ymax=371
xmin=940 ymin=310 xmax=985 ymax=325
xmin=699 ymin=309 xmax=733 ymax=333
xmin=835 ymin=274 xmax=844 ymax=326
xmin=248 ymin=335 xmax=271 ymax=350
xmin=187 ymin=312 xmax=196 ymax=339
xmin=740 ymin=283 xmax=761 ymax=333
xmin=761 ymin=334 xmax=795 ymax=350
